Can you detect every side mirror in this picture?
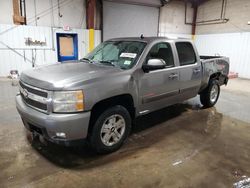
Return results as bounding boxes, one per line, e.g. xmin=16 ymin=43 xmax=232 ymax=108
xmin=142 ymin=59 xmax=166 ymax=72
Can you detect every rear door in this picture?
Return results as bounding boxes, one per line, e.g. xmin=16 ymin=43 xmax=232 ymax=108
xmin=138 ymin=42 xmax=180 ymax=114
xmin=175 ymin=42 xmax=202 ymax=99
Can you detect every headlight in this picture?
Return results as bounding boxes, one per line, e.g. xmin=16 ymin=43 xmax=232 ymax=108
xmin=52 ymin=90 xmax=84 ymax=113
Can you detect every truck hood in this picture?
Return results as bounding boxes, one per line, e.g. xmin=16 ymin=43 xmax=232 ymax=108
xmin=20 ymin=61 xmax=123 ymax=90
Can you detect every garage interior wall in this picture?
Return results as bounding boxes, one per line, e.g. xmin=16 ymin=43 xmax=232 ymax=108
xmin=0 ymin=0 xmax=86 ymax=28
xmin=159 ymin=0 xmax=193 ymax=39
xmin=1 ymin=0 xmax=250 ymax=78
xmin=159 ymin=0 xmax=250 ymax=78
xmin=102 ymin=0 xmax=160 ymax=40
xmin=0 ymin=24 xmax=101 ymax=76
xmin=0 ymin=0 xmax=101 ymax=77
xmin=194 ymin=0 xmax=250 ymax=79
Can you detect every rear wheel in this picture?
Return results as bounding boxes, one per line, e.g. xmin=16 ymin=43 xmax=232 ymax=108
xmin=89 ymin=105 xmax=131 ymax=154
xmin=200 ymin=79 xmax=220 ymax=108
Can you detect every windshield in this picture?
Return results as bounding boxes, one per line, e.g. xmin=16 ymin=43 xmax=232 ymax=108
xmin=82 ymin=41 xmax=146 ymax=69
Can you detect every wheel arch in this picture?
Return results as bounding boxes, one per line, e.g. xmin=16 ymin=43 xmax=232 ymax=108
xmin=209 ymin=72 xmax=228 ymax=86
xmin=199 ymin=71 xmax=228 ymax=94
xmin=88 ymin=94 xmax=135 ymax=136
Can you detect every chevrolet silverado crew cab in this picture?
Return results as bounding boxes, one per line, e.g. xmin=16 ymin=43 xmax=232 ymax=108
xmin=16 ymin=37 xmax=229 ymax=153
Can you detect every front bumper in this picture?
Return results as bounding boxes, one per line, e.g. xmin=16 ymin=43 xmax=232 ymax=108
xmin=16 ymin=94 xmax=91 ymax=146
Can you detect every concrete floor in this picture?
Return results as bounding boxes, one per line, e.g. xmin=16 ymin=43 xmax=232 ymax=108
xmin=0 ymin=78 xmax=250 ymax=188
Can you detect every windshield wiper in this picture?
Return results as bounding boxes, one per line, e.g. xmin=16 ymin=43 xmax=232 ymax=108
xmin=80 ymin=58 xmax=93 ymax=63
xmin=98 ymin=60 xmax=127 ymax=70
xmin=81 ymin=59 xmax=123 ymax=69
xmin=98 ymin=60 xmax=116 ymax=67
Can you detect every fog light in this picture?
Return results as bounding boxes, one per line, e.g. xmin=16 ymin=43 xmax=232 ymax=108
xmin=56 ymin=132 xmax=66 ymax=138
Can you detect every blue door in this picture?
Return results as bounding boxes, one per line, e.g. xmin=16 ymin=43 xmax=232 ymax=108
xmin=57 ymin=33 xmax=78 ymax=62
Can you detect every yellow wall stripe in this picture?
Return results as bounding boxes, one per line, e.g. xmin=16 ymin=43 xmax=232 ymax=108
xmin=89 ymin=29 xmax=95 ymax=52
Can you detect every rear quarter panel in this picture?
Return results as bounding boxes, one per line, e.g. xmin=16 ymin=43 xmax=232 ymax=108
xmin=200 ymin=57 xmax=230 ymax=91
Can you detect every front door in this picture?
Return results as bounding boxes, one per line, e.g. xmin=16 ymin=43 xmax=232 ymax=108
xmin=138 ymin=42 xmax=180 ymax=114
xmin=57 ymin=33 xmax=78 ymax=62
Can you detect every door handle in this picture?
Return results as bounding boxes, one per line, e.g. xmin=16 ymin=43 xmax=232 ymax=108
xmin=193 ymin=69 xmax=201 ymax=73
xmin=169 ymin=73 xmax=178 ymax=79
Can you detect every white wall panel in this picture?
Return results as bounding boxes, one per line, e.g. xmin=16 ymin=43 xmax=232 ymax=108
xmin=0 ymin=24 xmax=53 ymax=49
xmin=159 ymin=32 xmax=192 ymax=39
xmin=195 ymin=32 xmax=250 ymax=79
xmin=0 ymin=24 xmax=101 ymax=77
xmin=94 ymin=30 xmax=102 ymax=47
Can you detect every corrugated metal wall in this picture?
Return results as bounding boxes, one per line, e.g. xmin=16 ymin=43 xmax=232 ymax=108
xmin=195 ymin=32 xmax=250 ymax=79
xmin=159 ymin=31 xmax=250 ymax=79
xmin=0 ymin=24 xmax=101 ymax=76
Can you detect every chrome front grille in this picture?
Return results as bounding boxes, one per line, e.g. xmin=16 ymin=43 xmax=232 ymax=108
xmin=19 ymin=81 xmax=49 ymax=113
xmin=19 ymin=81 xmax=48 ymax=98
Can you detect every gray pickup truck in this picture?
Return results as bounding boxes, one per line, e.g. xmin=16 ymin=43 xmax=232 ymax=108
xmin=16 ymin=37 xmax=229 ymax=153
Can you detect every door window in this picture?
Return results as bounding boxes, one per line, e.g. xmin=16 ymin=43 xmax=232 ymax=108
xmin=57 ymin=33 xmax=78 ymax=62
xmin=176 ymin=42 xmax=196 ymax=66
xmin=146 ymin=42 xmax=174 ymax=67
xmin=59 ymin=36 xmax=74 ymax=56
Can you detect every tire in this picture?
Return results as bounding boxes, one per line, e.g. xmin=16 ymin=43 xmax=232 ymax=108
xmin=89 ymin=105 xmax=131 ymax=154
xmin=200 ymin=79 xmax=220 ymax=108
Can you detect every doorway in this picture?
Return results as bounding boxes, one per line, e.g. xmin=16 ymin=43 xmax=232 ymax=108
xmin=56 ymin=33 xmax=78 ymax=62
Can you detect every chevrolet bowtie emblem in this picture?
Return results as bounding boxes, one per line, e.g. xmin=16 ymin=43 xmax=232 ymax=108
xmin=22 ymin=89 xmax=29 ymax=99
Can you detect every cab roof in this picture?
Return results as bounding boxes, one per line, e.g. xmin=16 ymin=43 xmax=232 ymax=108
xmin=107 ymin=36 xmax=192 ymax=43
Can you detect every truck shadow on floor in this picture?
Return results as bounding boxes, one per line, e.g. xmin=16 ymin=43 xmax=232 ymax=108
xmin=30 ymin=102 xmax=223 ymax=169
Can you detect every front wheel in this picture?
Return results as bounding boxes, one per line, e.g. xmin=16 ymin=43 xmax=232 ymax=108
xmin=200 ymin=80 xmax=220 ymax=108
xmin=89 ymin=105 xmax=131 ymax=154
